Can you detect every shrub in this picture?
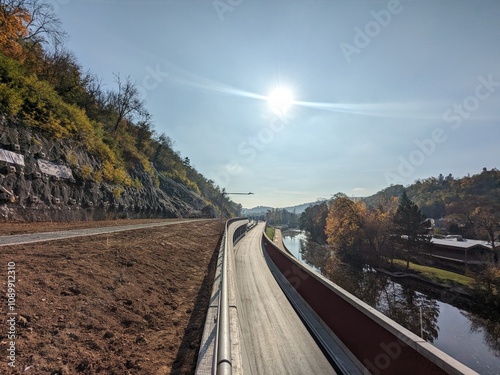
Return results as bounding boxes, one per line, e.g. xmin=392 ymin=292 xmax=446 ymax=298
xmin=81 ymin=165 xmax=93 ymax=179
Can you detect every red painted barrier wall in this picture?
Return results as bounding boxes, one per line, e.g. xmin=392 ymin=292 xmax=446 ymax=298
xmin=262 ymin=235 xmax=471 ymax=375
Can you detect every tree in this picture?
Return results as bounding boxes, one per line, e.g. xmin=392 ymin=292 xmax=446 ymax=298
xmin=362 ymin=197 xmax=398 ymax=265
xmin=106 ymin=74 xmax=145 ymax=132
xmin=135 ymin=109 xmax=154 ymax=154
xmin=392 ymin=191 xmax=430 ymax=269
xmin=80 ymin=70 xmax=106 ymax=120
xmin=473 ymin=202 xmax=500 ymax=263
xmin=22 ymin=0 xmax=65 ymax=48
xmin=445 ymin=197 xmax=478 ymax=237
xmin=152 ymin=133 xmax=175 ymax=165
xmin=325 ymin=193 xmax=365 ymax=263
xmin=38 ymin=46 xmax=84 ymax=102
xmin=299 ymin=201 xmax=328 ymax=243
xmin=0 ymin=0 xmax=66 ymax=60
xmin=0 ymin=0 xmax=31 ymax=60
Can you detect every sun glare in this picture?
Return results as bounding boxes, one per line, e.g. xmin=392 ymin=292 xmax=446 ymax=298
xmin=267 ymin=87 xmax=294 ymax=116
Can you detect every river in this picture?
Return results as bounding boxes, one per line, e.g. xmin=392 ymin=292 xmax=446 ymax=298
xmin=282 ymin=230 xmax=500 ymax=375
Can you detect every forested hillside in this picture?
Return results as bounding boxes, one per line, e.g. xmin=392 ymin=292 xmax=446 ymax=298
xmin=300 ymin=169 xmax=500 ymax=257
xmin=363 ymin=169 xmax=500 ymax=232
xmin=0 ymin=0 xmax=240 ymax=219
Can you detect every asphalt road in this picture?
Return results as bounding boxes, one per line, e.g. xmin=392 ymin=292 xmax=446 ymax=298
xmin=0 ymin=218 xmax=210 ymax=247
xmin=234 ymin=223 xmax=337 ymax=375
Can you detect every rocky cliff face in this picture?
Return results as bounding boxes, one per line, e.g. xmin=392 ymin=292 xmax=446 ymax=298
xmin=0 ymin=117 xmax=210 ymax=221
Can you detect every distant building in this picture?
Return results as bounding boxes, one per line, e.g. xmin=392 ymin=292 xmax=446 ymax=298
xmin=422 ymin=235 xmax=496 ymax=272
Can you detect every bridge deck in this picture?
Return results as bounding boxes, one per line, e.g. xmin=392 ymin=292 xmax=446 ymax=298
xmin=233 ymin=223 xmax=337 ymax=375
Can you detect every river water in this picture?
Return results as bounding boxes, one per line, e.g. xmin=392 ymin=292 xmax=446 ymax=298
xmin=282 ymin=230 xmax=500 ymax=375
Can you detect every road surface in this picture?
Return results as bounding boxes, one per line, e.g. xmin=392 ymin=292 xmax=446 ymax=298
xmin=234 ymin=223 xmax=337 ymax=375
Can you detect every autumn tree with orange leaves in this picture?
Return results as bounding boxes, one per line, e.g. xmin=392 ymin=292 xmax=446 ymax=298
xmin=362 ymin=196 xmax=399 ymax=264
xmin=325 ymin=193 xmax=399 ymax=265
xmin=325 ymin=193 xmax=366 ymax=264
xmin=0 ymin=0 xmax=31 ymax=60
xmin=0 ymin=0 xmax=65 ymax=62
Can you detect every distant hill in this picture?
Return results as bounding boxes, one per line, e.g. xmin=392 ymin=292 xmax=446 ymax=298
xmin=363 ymin=169 xmax=500 ymax=219
xmin=244 ymin=170 xmax=499 ymax=221
xmin=241 ymin=206 xmax=274 ymax=216
xmin=242 ymin=200 xmax=326 ymax=216
xmin=283 ymin=201 xmax=327 ymax=214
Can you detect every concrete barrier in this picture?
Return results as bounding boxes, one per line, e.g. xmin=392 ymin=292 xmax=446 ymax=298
xmin=262 ymin=234 xmax=478 ymax=375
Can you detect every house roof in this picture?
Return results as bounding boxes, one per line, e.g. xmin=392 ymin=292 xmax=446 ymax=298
xmin=430 ymin=237 xmax=495 ymax=251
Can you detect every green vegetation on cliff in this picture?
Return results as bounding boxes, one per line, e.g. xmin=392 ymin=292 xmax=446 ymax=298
xmin=0 ymin=0 xmax=240 ymax=217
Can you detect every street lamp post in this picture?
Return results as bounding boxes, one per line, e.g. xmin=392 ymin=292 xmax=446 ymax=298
xmin=220 ymin=192 xmax=254 ymax=218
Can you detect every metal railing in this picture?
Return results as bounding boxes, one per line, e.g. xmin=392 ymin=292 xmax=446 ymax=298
xmin=216 ymin=228 xmax=232 ymax=374
xmin=214 ymin=218 xmax=248 ymax=375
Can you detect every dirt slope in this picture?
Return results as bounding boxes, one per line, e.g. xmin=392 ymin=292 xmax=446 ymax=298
xmin=0 ymin=219 xmax=224 ymax=374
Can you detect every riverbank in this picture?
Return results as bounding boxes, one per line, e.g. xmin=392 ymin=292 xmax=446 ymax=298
xmin=374 ymin=267 xmax=474 ymax=309
xmin=280 ymin=228 xmax=486 ymax=310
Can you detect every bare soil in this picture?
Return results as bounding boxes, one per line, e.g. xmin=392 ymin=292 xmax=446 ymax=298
xmin=0 ymin=218 xmax=186 ymax=236
xmin=0 ymin=219 xmax=224 ymax=374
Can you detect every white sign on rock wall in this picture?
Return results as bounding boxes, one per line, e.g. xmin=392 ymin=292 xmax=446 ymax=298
xmin=37 ymin=159 xmax=74 ymax=179
xmin=0 ymin=149 xmax=25 ymax=166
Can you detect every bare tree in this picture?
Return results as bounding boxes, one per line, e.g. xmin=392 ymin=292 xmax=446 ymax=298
xmin=473 ymin=204 xmax=500 ymax=263
xmin=81 ymin=70 xmax=106 ymax=116
xmin=23 ymin=0 xmax=66 ymax=48
xmin=106 ymin=74 xmax=145 ymax=132
xmin=135 ymin=109 xmax=154 ymax=151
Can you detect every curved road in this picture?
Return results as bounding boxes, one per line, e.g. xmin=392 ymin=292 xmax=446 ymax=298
xmin=234 ymin=223 xmax=337 ymax=375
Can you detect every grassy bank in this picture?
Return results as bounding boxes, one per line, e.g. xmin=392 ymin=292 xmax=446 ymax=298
xmin=392 ymin=259 xmax=474 ymax=287
xmin=265 ymin=226 xmax=275 ymax=241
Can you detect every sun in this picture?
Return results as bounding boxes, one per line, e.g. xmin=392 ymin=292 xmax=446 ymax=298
xmin=267 ymin=87 xmax=294 ymax=116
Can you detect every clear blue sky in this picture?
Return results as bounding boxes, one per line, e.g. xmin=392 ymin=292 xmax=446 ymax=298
xmin=54 ymin=0 xmax=500 ymax=208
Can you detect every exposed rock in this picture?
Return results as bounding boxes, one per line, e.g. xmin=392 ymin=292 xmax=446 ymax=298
xmin=0 ymin=117 xmax=208 ymax=221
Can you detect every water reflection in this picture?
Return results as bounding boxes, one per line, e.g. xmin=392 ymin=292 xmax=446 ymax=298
xmin=313 ymin=243 xmax=440 ymax=342
xmin=282 ymin=231 xmax=500 ymax=374
xmin=465 ymin=312 xmax=500 ymax=357
xmin=378 ymin=283 xmax=440 ymax=343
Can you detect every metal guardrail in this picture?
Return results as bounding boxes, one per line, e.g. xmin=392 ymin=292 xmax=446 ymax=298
xmin=216 ymin=224 xmax=232 ymax=374
xmin=213 ymin=218 xmax=248 ymax=375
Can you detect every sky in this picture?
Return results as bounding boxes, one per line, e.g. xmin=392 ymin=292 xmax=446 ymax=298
xmin=52 ymin=0 xmax=500 ymax=208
